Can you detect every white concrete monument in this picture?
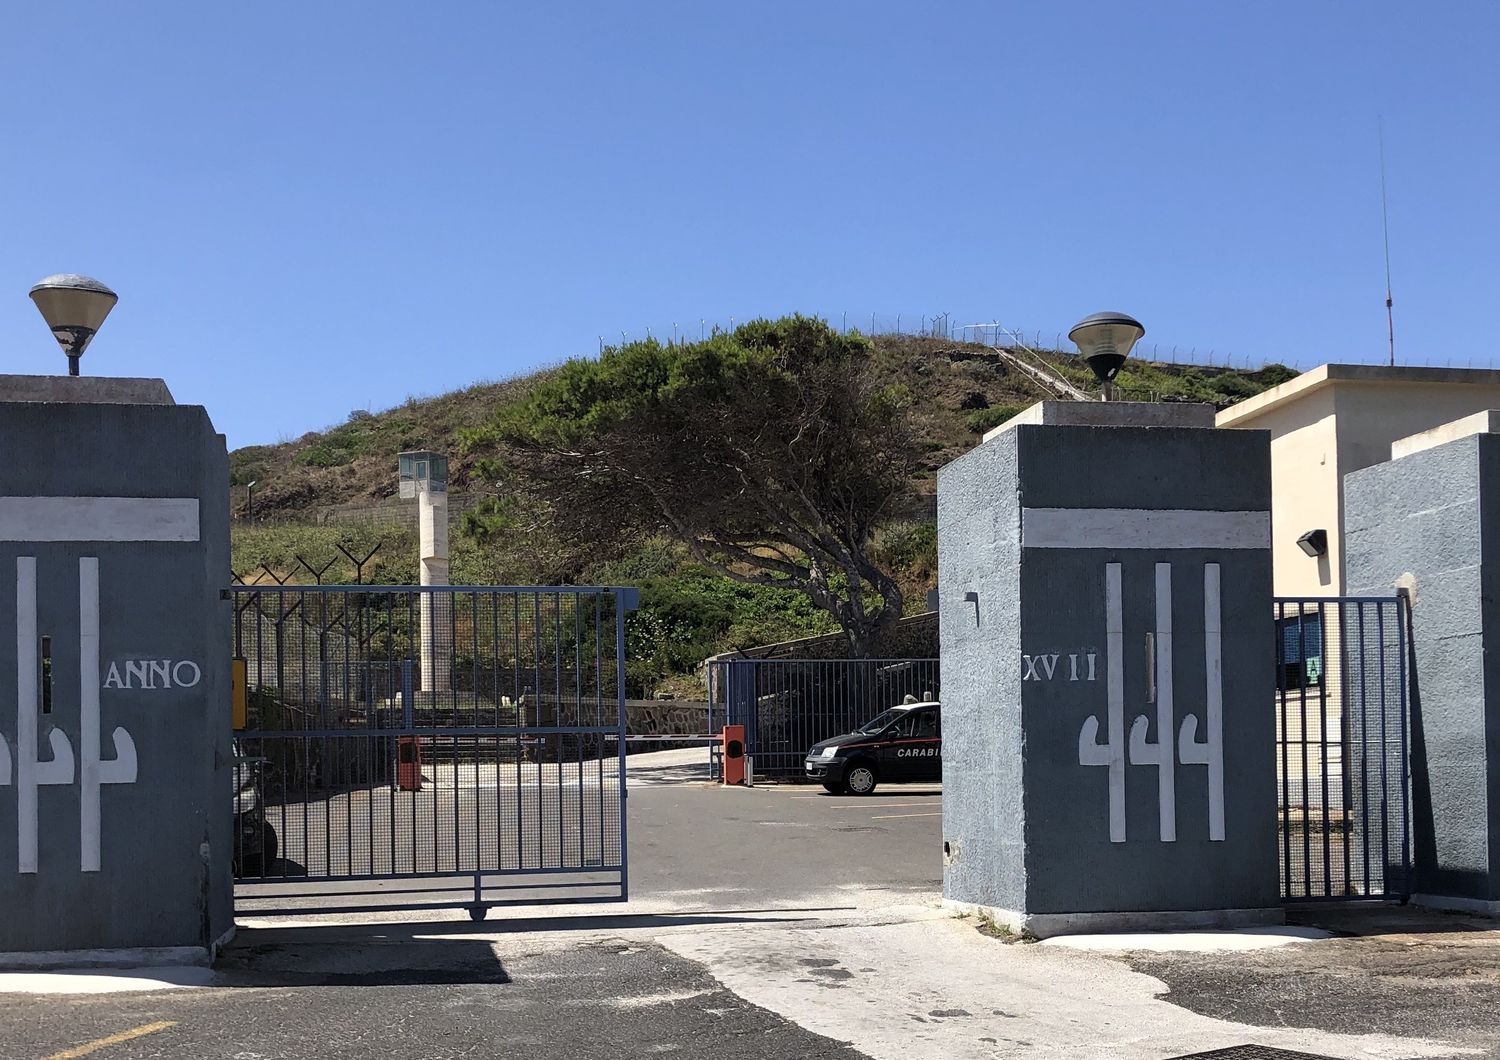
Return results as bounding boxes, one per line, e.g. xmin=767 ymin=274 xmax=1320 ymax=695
xmin=399 ymin=451 xmax=450 ymax=693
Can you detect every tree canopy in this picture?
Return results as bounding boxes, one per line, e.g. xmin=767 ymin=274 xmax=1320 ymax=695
xmin=470 ymin=316 xmax=917 ymax=656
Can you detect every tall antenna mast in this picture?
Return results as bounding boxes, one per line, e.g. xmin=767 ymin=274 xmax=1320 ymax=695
xmin=1379 ymin=117 xmax=1395 ymax=366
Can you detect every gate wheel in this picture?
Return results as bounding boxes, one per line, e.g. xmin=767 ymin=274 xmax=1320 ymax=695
xmin=468 ymin=905 xmax=489 ymax=922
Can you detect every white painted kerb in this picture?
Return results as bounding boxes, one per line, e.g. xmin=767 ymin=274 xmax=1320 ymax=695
xmin=1021 ymin=508 xmax=1270 ymax=550
xmin=0 ymin=497 xmax=200 ymax=542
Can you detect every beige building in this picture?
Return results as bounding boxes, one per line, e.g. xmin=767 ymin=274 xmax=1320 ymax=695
xmin=1217 ymin=364 xmax=1500 ymax=596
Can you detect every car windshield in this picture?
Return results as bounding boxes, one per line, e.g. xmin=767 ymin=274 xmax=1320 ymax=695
xmin=856 ymin=708 xmax=909 ymax=734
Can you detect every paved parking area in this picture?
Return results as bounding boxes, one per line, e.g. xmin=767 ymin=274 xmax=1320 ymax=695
xmin=0 ymin=754 xmax=944 ymax=1060
xmin=626 ymin=774 xmax=943 ymax=912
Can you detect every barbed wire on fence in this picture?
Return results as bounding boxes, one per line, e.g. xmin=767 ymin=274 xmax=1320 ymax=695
xmin=230 ymin=540 xmax=385 ymax=587
xmin=593 ymin=312 xmax=1305 ymax=374
xmin=595 ymin=313 xmax=1492 ymax=375
xmin=232 ymin=491 xmax=495 ymax=528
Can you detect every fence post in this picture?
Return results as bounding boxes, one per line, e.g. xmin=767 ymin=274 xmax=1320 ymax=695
xmin=401 ymin=659 xmax=414 ymax=729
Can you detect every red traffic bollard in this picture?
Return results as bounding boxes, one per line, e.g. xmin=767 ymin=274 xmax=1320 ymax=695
xmin=397 ymin=735 xmax=423 ymax=791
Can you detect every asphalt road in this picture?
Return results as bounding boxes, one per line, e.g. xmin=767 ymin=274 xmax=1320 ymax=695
xmin=0 ymin=757 xmax=941 ymax=1060
xmin=237 ymin=748 xmax=942 ymax=916
xmin=0 ymin=938 xmax=866 ymax=1060
xmin=4 ymin=755 xmax=1496 ymax=1060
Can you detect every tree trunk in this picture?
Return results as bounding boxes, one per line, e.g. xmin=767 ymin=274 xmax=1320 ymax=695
xmin=843 ymin=600 xmax=900 ymax=660
xmin=845 ymin=626 xmax=877 ymax=660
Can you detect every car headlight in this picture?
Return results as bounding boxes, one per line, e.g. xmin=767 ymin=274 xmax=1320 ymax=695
xmin=820 ymin=745 xmax=841 ymax=758
xmin=234 ymin=785 xmax=260 ymax=815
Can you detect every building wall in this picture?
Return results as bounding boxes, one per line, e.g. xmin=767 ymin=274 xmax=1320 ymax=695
xmin=1332 ymin=381 xmax=1500 ymax=485
xmin=1219 ymin=367 xmax=1500 ymax=595
xmin=937 ymin=429 xmax=1025 ymax=913
xmin=1222 ymin=387 xmax=1339 ymax=597
xmin=1344 ymin=434 xmax=1500 ymax=903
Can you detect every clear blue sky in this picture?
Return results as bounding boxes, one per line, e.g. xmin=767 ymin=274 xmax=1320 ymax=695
xmin=3 ymin=2 xmax=1495 ymax=450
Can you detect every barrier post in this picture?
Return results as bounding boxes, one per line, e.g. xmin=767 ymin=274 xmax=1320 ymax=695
xmin=721 ymin=725 xmax=746 ymax=786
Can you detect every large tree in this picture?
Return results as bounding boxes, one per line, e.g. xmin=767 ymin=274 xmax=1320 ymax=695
xmin=477 ymin=316 xmax=917 ymax=657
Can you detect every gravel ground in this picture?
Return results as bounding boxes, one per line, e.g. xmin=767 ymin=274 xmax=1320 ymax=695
xmin=1128 ymin=906 xmax=1500 ymax=1058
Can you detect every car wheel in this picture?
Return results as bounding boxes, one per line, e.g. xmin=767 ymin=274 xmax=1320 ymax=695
xmin=262 ymin=822 xmax=279 ymax=874
xmin=845 ymin=761 xmax=878 ymax=796
xmin=822 ymin=781 xmax=845 ymax=795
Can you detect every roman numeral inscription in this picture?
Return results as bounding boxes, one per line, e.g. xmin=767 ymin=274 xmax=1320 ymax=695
xmin=1020 ymin=653 xmax=1098 ymax=682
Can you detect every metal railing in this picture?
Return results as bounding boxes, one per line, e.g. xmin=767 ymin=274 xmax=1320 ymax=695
xmin=1274 ymin=596 xmax=1410 ymax=902
xmin=706 ymin=658 xmax=940 ymax=780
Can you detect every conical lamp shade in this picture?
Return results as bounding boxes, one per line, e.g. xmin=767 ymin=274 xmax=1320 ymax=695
xmin=29 ymin=274 xmax=118 ymax=361
xmin=1068 ymin=311 xmax=1144 ymax=384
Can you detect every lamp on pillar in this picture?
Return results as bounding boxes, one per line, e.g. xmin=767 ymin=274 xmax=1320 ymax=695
xmin=1068 ymin=311 xmax=1144 ymax=400
xmin=29 ymin=274 xmax=119 ymax=376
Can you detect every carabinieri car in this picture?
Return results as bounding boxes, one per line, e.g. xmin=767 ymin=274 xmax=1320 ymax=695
xmin=802 ymin=700 xmax=940 ymax=795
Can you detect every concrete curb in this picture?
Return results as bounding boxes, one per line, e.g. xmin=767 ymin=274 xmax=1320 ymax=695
xmin=944 ymin=898 xmax=1285 ymax=939
xmin=0 ymin=946 xmax=211 ymax=971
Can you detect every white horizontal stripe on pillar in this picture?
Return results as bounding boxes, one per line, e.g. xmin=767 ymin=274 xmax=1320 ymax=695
xmin=0 ymin=497 xmax=200 ymax=542
xmin=1021 ymin=508 xmax=1269 ymax=550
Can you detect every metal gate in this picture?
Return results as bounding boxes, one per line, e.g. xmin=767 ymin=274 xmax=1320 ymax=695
xmin=706 ymin=658 xmax=940 ymax=779
xmin=230 ymin=585 xmax=635 ymax=918
xmin=1274 ymin=595 xmax=1410 ymax=902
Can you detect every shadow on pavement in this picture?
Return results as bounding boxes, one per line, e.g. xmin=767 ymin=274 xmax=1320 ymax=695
xmin=621 ymin=764 xmax=715 ymax=785
xmin=215 ymin=933 xmax=512 ymax=988
xmin=1287 ymin=902 xmax=1500 ymax=938
xmin=219 ymin=906 xmax=854 ymax=987
xmin=240 ymin=857 xmax=309 ymax=880
xmin=235 ymin=906 xmax=854 ymax=941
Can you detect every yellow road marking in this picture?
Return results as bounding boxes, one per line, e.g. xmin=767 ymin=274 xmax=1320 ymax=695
xmin=45 ymin=1020 xmax=177 ymax=1059
xmin=870 ymin=811 xmax=943 ymax=819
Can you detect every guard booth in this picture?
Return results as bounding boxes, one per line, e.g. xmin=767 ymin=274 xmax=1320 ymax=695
xmin=0 ymin=378 xmax=232 ymax=957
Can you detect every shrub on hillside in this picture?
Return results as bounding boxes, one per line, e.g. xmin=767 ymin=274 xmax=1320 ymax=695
xmin=1208 ymin=373 xmax=1261 ymax=400
xmin=963 ymin=403 xmax=1027 ymax=434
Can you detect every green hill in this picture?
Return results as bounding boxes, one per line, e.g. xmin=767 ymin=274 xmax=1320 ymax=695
xmin=230 ymin=336 xmax=1291 ymax=518
xmin=229 ymin=331 xmax=1294 ymax=694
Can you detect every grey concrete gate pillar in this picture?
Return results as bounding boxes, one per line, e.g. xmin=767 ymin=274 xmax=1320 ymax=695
xmin=937 ymin=402 xmax=1282 ymax=937
xmin=0 ymin=377 xmax=232 ymax=959
xmin=1344 ymin=412 xmax=1500 ymax=915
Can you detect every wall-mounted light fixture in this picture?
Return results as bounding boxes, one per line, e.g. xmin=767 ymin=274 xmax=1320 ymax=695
xmin=1296 ymin=529 xmax=1328 ymax=558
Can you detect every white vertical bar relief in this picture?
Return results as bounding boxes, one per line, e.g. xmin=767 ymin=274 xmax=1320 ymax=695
xmin=1079 ymin=562 xmax=1127 ymax=843
xmin=1179 ymin=563 xmax=1227 ymax=840
xmin=1128 ymin=563 xmax=1178 ymax=842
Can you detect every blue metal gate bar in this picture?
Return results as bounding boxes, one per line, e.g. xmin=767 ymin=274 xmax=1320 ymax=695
xmin=230 ymin=584 xmax=636 ymax=920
